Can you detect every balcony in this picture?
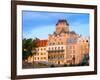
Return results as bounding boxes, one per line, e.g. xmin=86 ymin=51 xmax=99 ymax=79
xmin=48 ymin=57 xmax=64 ymax=60
xmin=47 ymin=49 xmax=64 ymax=53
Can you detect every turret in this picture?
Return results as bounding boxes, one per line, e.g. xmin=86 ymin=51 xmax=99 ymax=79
xmin=56 ymin=19 xmax=69 ymax=34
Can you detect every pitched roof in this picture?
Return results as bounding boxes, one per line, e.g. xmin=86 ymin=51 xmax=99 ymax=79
xmin=56 ymin=19 xmax=69 ymax=26
xmin=36 ymin=40 xmax=48 ymax=47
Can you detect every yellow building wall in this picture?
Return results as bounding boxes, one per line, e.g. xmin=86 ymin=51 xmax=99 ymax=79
xmin=34 ymin=47 xmax=48 ymax=62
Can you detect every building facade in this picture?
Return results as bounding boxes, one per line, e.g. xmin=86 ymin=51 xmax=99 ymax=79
xmin=34 ymin=40 xmax=48 ymax=62
xmin=31 ymin=19 xmax=89 ymax=66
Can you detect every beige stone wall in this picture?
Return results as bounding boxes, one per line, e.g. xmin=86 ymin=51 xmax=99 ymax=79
xmin=48 ymin=33 xmax=89 ymax=65
xmin=47 ymin=45 xmax=66 ymax=65
xmin=34 ymin=47 xmax=48 ymax=62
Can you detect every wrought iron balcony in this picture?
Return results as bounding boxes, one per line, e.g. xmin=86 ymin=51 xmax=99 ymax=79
xmin=48 ymin=57 xmax=64 ymax=60
xmin=47 ymin=49 xmax=64 ymax=53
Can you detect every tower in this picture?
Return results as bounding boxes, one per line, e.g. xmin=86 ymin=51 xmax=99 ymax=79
xmin=55 ymin=19 xmax=69 ymax=34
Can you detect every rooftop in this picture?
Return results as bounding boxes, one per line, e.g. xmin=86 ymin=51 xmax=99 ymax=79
xmin=56 ymin=19 xmax=69 ymax=26
xmin=36 ymin=40 xmax=48 ymax=47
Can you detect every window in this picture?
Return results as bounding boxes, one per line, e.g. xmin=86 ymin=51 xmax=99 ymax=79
xmin=58 ymin=47 xmax=60 ymax=50
xmin=44 ymin=48 xmax=46 ymax=50
xmin=44 ymin=57 xmax=46 ymax=59
xmin=61 ymin=47 xmax=63 ymax=49
xmin=73 ymin=50 xmax=75 ymax=53
xmin=52 ymin=47 xmax=53 ymax=50
xmin=53 ymin=55 xmax=56 ymax=58
xmin=48 ymin=56 xmax=50 ymax=59
xmin=41 ymin=48 xmax=42 ymax=51
xmin=53 ymin=43 xmax=55 ymax=45
xmin=49 ymin=47 xmax=50 ymax=50
xmin=61 ymin=42 xmax=63 ymax=44
xmin=41 ymin=53 xmax=43 ymax=55
xmin=41 ymin=57 xmax=43 ymax=59
xmin=55 ymin=47 xmax=57 ymax=50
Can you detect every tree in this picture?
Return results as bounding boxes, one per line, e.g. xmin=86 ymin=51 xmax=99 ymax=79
xmin=80 ymin=54 xmax=89 ymax=66
xmin=23 ymin=38 xmax=33 ymax=60
xmin=22 ymin=38 xmax=38 ymax=61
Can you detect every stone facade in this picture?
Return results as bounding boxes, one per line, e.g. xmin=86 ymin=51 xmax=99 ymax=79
xmin=31 ymin=19 xmax=89 ymax=66
xmin=34 ymin=40 xmax=48 ymax=62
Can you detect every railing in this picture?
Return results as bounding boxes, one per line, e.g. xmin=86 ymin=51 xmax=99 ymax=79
xmin=48 ymin=57 xmax=64 ymax=60
xmin=47 ymin=49 xmax=64 ymax=53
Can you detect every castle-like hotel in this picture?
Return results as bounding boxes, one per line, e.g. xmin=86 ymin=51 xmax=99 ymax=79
xmin=28 ymin=19 xmax=89 ymax=66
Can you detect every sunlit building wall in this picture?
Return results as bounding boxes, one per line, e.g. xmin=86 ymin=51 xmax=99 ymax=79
xmin=31 ymin=19 xmax=89 ymax=66
xmin=34 ymin=40 xmax=48 ymax=62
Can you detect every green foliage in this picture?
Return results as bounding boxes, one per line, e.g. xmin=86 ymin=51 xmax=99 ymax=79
xmin=80 ymin=54 xmax=89 ymax=66
xmin=23 ymin=50 xmax=30 ymax=60
xmin=22 ymin=38 xmax=39 ymax=60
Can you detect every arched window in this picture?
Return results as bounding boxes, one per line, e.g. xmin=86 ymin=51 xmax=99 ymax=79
xmin=53 ymin=43 xmax=55 ymax=45
xmin=49 ymin=47 xmax=50 ymax=50
xmin=52 ymin=47 xmax=53 ymax=50
xmin=58 ymin=47 xmax=60 ymax=50
xmin=61 ymin=46 xmax=63 ymax=49
xmin=55 ymin=47 xmax=57 ymax=50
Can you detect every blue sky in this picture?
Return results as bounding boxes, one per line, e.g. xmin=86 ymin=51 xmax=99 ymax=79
xmin=22 ymin=11 xmax=89 ymax=39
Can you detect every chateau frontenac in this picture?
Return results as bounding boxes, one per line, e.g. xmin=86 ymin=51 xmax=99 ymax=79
xmin=27 ymin=19 xmax=89 ymax=66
